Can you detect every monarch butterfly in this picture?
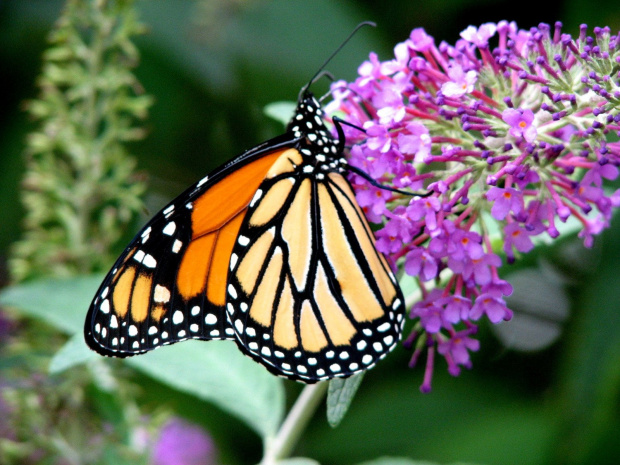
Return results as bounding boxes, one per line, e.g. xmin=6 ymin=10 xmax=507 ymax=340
xmin=85 ymin=26 xmax=415 ymax=383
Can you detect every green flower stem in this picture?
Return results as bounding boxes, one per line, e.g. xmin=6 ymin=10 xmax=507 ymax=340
xmin=262 ymin=381 xmax=329 ymax=464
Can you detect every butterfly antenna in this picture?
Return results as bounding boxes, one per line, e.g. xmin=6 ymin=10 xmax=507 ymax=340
xmin=299 ymin=21 xmax=376 ymax=99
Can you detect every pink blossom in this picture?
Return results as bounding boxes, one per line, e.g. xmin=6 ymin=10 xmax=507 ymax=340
xmin=441 ymin=65 xmax=477 ymax=97
xmin=486 ymin=186 xmax=524 ymax=220
xmin=503 ymin=108 xmax=537 ymax=142
xmin=460 ymin=22 xmax=497 ymax=46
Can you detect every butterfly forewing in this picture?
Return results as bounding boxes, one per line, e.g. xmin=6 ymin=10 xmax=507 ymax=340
xmin=85 ymin=143 xmax=296 ymax=357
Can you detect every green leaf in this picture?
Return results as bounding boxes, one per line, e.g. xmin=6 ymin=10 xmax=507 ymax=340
xmin=493 ymin=267 xmax=570 ymax=352
xmin=356 ymin=460 xmax=480 ymax=465
xmin=264 ymin=101 xmax=296 ymax=126
xmin=49 ymin=333 xmax=97 ymax=374
xmin=0 ymin=277 xmax=285 ymax=439
xmin=125 ymin=340 xmax=285 ymax=439
xmin=276 ymin=458 xmax=321 ymax=465
xmin=0 ymin=275 xmax=103 ymax=334
xmin=326 ymin=372 xmax=365 ymax=427
xmin=356 ymin=458 xmax=439 ymax=465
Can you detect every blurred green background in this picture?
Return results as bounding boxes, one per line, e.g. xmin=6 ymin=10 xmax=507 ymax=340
xmin=1 ymin=1 xmax=620 ymax=464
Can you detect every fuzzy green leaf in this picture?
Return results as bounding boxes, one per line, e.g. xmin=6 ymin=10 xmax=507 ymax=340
xmin=0 ymin=276 xmax=285 ymax=439
xmin=356 ymin=460 xmax=439 ymax=465
xmin=0 ymin=275 xmax=102 ymax=334
xmin=356 ymin=459 xmax=480 ymax=465
xmin=326 ymin=372 xmax=365 ymax=427
xmin=126 ymin=340 xmax=285 ymax=439
xmin=49 ymin=333 xmax=97 ymax=374
xmin=276 ymin=458 xmax=321 ymax=465
xmin=264 ymin=101 xmax=296 ymax=126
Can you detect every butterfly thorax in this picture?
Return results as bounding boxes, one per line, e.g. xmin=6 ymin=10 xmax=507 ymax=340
xmin=287 ymin=93 xmax=346 ymax=177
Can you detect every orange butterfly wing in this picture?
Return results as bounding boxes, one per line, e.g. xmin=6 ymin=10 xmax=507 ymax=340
xmin=85 ymin=142 xmax=297 ymax=356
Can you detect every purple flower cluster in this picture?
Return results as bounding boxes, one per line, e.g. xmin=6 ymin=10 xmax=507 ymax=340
xmin=326 ymin=21 xmax=620 ymax=391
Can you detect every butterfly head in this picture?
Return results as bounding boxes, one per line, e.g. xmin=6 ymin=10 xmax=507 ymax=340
xmin=287 ymin=91 xmax=341 ymax=161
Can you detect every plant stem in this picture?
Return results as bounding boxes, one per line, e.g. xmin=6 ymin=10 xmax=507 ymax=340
xmin=261 ymin=381 xmax=329 ymax=464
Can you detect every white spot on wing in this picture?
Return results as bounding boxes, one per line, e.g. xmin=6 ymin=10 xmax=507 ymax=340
xmin=172 ymin=240 xmax=182 ymax=253
xmin=197 ymin=175 xmax=209 ymax=187
xmin=172 ymin=310 xmax=184 ymax=325
xmin=154 ymin=285 xmax=171 ymax=303
xmin=142 ymin=254 xmax=157 ymax=269
xmin=250 ymin=189 xmax=263 ymax=208
xmin=162 ymin=222 xmax=176 ymax=236
xmin=378 ymin=322 xmax=391 ymax=332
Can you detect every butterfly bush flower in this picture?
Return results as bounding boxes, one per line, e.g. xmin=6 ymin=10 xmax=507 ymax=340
xmin=325 ymin=21 xmax=620 ymax=391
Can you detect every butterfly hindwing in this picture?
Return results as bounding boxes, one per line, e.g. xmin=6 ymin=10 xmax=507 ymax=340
xmin=227 ymin=147 xmax=405 ymax=382
xmin=85 ymin=139 xmax=298 ymax=357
